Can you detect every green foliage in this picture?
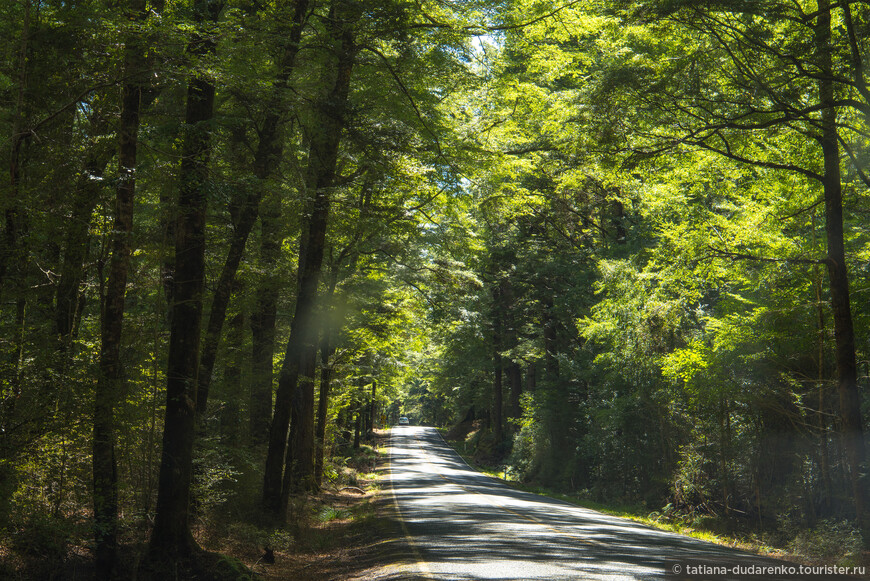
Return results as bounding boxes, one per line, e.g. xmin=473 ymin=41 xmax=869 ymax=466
xmin=1 ymin=0 xmax=869 ymax=568
xmin=785 ymin=519 xmax=864 ymax=565
xmin=10 ymin=513 xmax=73 ymax=563
xmin=317 ymin=506 xmax=351 ymax=523
xmin=673 ymin=444 xmax=714 ymax=514
xmin=192 ymin=440 xmax=241 ymax=514
xmin=508 ymin=395 xmax=548 ymax=482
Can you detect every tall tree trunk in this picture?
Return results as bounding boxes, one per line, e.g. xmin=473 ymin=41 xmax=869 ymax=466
xmin=369 ymin=379 xmax=377 ymax=434
xmin=363 ymin=381 xmax=372 ymax=435
xmin=149 ymin=0 xmax=221 ymax=561
xmin=1 ymin=0 xmax=30 ymax=292
xmin=491 ymin=286 xmax=504 ymax=444
xmin=508 ymin=362 xmax=522 ymax=421
xmin=220 ymin=308 xmax=244 ymax=440
xmin=1 ymin=0 xmax=31 ymax=405
xmin=492 ymin=354 xmax=504 ymax=443
xmin=314 ymin=271 xmax=342 ymax=487
xmin=55 ymin=187 xmax=100 ymax=342
xmin=526 ymin=362 xmax=536 ymax=392
xmin=543 ymin=297 xmax=559 ymax=381
xmin=55 ymin=140 xmax=112 ymax=345
xmin=542 ymin=295 xmax=565 ymax=467
xmin=93 ymin=2 xmax=146 ymax=575
xmin=816 ymin=0 xmax=867 ymax=535
xmin=812 ymin=212 xmax=834 ymax=511
xmin=249 ymin=197 xmax=281 ymax=446
xmin=262 ymin=5 xmax=356 ymax=517
xmin=314 ymin=336 xmax=336 ymax=487
xmin=196 ymin=0 xmax=309 ymax=417
xmin=353 ymin=409 xmax=361 ymax=449
xmin=195 ymin=194 xmax=259 ymax=416
xmin=501 ymin=277 xmax=522 ymax=422
xmin=159 ymin=186 xmax=176 ymax=310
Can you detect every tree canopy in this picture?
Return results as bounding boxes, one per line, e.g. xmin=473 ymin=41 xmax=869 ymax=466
xmin=1 ymin=0 xmax=869 ymax=576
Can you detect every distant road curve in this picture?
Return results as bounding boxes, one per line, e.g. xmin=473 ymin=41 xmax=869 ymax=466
xmin=384 ymin=426 xmax=849 ymax=581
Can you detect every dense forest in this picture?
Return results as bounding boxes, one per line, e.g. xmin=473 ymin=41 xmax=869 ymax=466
xmin=1 ymin=0 xmax=870 ymax=577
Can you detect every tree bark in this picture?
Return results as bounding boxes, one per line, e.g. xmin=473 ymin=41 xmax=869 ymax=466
xmin=263 ymin=4 xmax=356 ymax=517
xmin=369 ymin=379 xmax=378 ymax=433
xmin=220 ymin=308 xmax=244 ymax=440
xmin=1 ymin=0 xmax=30 ymax=293
xmin=55 ymin=139 xmax=112 ymax=345
xmin=93 ymin=2 xmax=146 ymax=575
xmin=314 ymin=270 xmax=342 ymax=486
xmin=508 ymin=362 xmax=522 ymax=421
xmin=0 ymin=1 xmax=31 ymax=406
xmin=543 ymin=297 xmax=559 ymax=381
xmin=492 ymin=355 xmax=504 ymax=443
xmin=816 ymin=0 xmax=867 ymax=535
xmin=249 ymin=197 xmax=281 ymax=446
xmin=526 ymin=361 xmax=536 ymax=392
xmin=314 ymin=334 xmax=336 ymax=486
xmin=492 ymin=286 xmax=504 ymax=443
xmin=195 ymin=194 xmax=259 ymax=416
xmin=811 ymin=212 xmax=834 ymax=511
xmin=196 ymin=0 xmax=309 ymax=417
xmin=149 ymin=0 xmax=222 ymax=561
xmin=353 ymin=408 xmax=361 ymax=449
xmin=501 ymin=277 xmax=522 ymax=422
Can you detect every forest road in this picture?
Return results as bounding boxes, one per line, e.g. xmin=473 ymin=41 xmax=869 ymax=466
xmin=382 ymin=425 xmax=850 ymax=581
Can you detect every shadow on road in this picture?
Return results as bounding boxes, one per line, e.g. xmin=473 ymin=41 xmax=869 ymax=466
xmin=380 ymin=426 xmax=863 ymax=581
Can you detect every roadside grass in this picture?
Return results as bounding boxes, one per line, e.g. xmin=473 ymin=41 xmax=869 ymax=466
xmin=442 ymin=426 xmax=870 ymax=568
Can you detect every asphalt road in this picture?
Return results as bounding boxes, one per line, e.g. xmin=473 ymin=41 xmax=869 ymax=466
xmin=385 ymin=426 xmax=858 ymax=581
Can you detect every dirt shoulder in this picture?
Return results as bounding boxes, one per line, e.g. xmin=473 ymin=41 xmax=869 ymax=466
xmin=218 ymin=430 xmax=413 ymax=581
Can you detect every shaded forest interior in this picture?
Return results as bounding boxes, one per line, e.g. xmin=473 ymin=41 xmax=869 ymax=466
xmin=2 ymin=0 xmax=870 ymax=577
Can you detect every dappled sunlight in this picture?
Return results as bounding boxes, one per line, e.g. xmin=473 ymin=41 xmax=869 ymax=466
xmin=386 ymin=427 xmax=830 ymax=580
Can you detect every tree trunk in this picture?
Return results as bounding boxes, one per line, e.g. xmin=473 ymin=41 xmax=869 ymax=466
xmin=492 ymin=285 xmax=504 ymax=443
xmin=195 ymin=194 xmax=259 ymax=416
xmin=501 ymin=277 xmax=522 ymax=423
xmin=93 ymin=2 xmax=146 ymax=575
xmin=245 ymin=0 xmax=313 ymax=445
xmin=220 ymin=308 xmax=244 ymax=440
xmin=492 ymin=354 xmax=503 ymax=443
xmin=353 ymin=410 xmax=361 ymax=449
xmin=249 ymin=199 xmax=280 ymax=446
xmin=543 ymin=298 xmax=559 ymax=381
xmin=1 ymin=0 xmax=30 ymax=293
xmin=314 ymin=335 xmax=336 ymax=487
xmin=314 ymin=272 xmax=342 ymax=487
xmin=369 ymin=380 xmax=377 ymax=435
xmin=526 ymin=361 xmax=536 ymax=392
xmin=816 ymin=0 xmax=867 ymax=535
xmin=149 ymin=0 xmax=221 ymax=561
xmin=55 ymin=142 xmax=112 ymax=345
xmin=1 ymin=1 xmax=31 ymax=406
xmin=262 ymin=6 xmax=356 ymax=517
xmin=508 ymin=362 xmax=522 ymax=421
xmin=812 ymin=212 xmax=833 ymax=511
xmin=196 ymin=0 xmax=309 ymax=417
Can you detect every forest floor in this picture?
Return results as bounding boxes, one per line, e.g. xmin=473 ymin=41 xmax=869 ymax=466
xmin=202 ymin=429 xmax=405 ymax=580
xmin=0 ymin=431 xmax=405 ymax=580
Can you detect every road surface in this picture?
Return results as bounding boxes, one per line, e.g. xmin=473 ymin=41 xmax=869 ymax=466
xmin=383 ymin=426 xmax=853 ymax=581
